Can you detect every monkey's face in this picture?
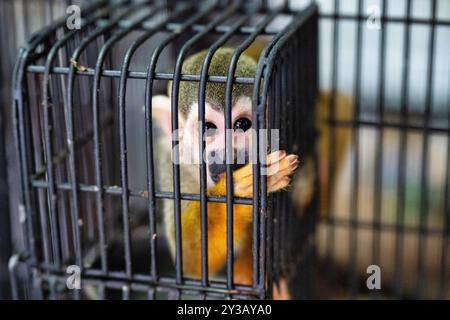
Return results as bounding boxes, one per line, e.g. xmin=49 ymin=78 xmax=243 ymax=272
xmin=152 ymin=48 xmax=258 ymax=188
xmin=181 ymin=96 xmax=253 ymax=187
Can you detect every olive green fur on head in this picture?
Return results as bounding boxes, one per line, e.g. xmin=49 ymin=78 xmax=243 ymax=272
xmin=167 ymin=47 xmax=257 ymax=116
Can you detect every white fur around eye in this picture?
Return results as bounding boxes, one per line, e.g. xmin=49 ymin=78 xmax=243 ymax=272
xmin=232 ymin=96 xmax=252 ymax=120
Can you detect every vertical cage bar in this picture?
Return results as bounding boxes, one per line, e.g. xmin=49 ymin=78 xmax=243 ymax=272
xmin=393 ymin=0 xmax=412 ymax=298
xmin=267 ymin=66 xmax=277 ymax=292
xmin=416 ymin=0 xmax=437 ymax=299
xmin=371 ymin=0 xmax=387 ymax=299
xmin=51 ymin=59 xmax=71 ymax=264
xmin=348 ymin=0 xmax=364 ymax=297
xmin=272 ymin=66 xmax=282 ymax=280
xmin=13 ymin=45 xmax=51 ymax=300
xmin=325 ymin=0 xmax=340 ymax=288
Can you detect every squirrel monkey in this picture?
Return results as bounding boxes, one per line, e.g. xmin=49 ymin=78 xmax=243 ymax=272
xmin=151 ymin=48 xmax=299 ymax=286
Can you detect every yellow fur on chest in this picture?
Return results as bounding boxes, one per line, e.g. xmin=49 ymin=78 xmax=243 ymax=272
xmin=180 ymin=176 xmax=253 ymax=278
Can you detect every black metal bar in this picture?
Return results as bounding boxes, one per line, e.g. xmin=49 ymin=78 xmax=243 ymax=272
xmin=30 ymin=179 xmax=254 ymax=204
xmin=271 ymin=65 xmax=282 ymax=282
xmin=0 ymin=114 xmax=11 ymax=299
xmin=324 ymin=0 xmax=340 ymax=290
xmin=0 ymin=3 xmax=17 ymax=298
xmin=266 ymin=70 xmax=277 ymax=299
xmin=26 ymin=65 xmax=256 ymax=83
xmin=348 ymin=0 xmax=364 ymax=297
xmin=51 ymin=52 xmax=71 ymax=265
xmin=371 ymin=0 xmax=387 ymax=299
xmin=416 ymin=0 xmax=437 ymax=299
xmin=32 ymin=263 xmax=260 ymax=297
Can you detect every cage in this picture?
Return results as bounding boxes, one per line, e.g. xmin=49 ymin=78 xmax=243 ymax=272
xmin=8 ymin=0 xmax=318 ymax=300
xmin=3 ymin=0 xmax=450 ymax=300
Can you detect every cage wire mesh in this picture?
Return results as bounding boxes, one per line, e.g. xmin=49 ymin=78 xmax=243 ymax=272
xmin=2 ymin=0 xmax=450 ymax=300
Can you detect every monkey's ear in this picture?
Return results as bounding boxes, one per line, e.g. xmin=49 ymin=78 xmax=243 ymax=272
xmin=152 ymin=95 xmax=185 ymax=139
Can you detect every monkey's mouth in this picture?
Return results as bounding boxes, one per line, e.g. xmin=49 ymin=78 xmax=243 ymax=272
xmin=211 ymin=172 xmax=226 ymax=184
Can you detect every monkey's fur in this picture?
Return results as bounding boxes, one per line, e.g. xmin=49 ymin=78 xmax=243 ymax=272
xmin=171 ymin=48 xmax=257 ymax=117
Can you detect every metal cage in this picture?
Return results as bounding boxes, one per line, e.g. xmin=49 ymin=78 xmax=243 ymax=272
xmin=4 ymin=0 xmax=450 ymax=301
xmin=9 ymin=0 xmax=318 ymax=299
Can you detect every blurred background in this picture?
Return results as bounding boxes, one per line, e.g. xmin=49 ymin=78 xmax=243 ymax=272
xmin=0 ymin=0 xmax=449 ymax=299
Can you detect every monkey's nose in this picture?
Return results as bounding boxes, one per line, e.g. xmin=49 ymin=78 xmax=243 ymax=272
xmin=209 ymin=163 xmax=227 ymax=183
xmin=209 ymin=163 xmax=247 ymax=183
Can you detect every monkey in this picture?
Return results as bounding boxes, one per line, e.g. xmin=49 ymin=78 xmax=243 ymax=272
xmin=151 ymin=47 xmax=299 ymax=288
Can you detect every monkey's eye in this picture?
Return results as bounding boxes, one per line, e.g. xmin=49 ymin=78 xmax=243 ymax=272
xmin=233 ymin=118 xmax=252 ymax=132
xmin=205 ymin=122 xmax=217 ymax=137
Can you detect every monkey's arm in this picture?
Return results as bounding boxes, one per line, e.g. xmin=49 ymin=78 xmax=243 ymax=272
xmin=178 ymin=151 xmax=298 ymax=278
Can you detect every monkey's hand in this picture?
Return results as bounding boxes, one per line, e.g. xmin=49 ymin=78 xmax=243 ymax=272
xmin=213 ymin=150 xmax=299 ymax=198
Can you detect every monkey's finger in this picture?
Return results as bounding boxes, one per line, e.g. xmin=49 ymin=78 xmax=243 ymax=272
xmin=269 ymin=162 xmax=299 ymax=182
xmin=236 ymin=159 xmax=297 ymax=196
xmin=267 ymin=176 xmax=291 ymax=193
xmin=265 ymin=154 xmax=298 ymax=177
xmin=233 ymin=151 xmax=288 ymax=180
xmin=237 ymin=174 xmax=290 ymax=195
xmin=266 ymin=157 xmax=298 ymax=193
xmin=233 ymin=152 xmax=296 ymax=188
xmin=265 ymin=150 xmax=287 ymax=166
xmin=266 ymin=171 xmax=294 ymax=193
